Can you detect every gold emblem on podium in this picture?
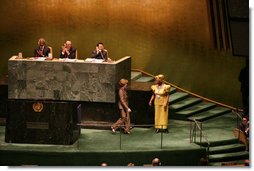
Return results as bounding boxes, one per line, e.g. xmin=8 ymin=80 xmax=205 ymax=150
xmin=33 ymin=102 xmax=43 ymax=112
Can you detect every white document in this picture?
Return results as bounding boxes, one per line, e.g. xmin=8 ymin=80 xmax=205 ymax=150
xmin=34 ymin=57 xmax=46 ymax=61
xmin=85 ymin=58 xmax=104 ymax=63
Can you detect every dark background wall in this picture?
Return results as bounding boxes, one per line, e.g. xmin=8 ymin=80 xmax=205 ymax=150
xmin=0 ymin=0 xmax=247 ymax=107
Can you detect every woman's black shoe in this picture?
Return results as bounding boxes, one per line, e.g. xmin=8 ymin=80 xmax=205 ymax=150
xmin=156 ymin=129 xmax=160 ymax=133
xmin=164 ymin=129 xmax=169 ymax=133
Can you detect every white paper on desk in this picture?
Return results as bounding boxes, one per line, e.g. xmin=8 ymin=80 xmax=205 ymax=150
xmin=84 ymin=58 xmax=93 ymax=62
xmin=65 ymin=58 xmax=76 ymax=62
xmin=76 ymin=59 xmax=84 ymax=63
xmin=34 ymin=57 xmax=46 ymax=61
xmin=94 ymin=59 xmax=104 ymax=63
xmin=85 ymin=58 xmax=104 ymax=63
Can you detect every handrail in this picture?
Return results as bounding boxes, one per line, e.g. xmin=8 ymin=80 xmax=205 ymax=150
xmin=132 ymin=68 xmax=243 ymax=112
xmin=231 ymin=109 xmax=244 ymax=133
xmin=231 ymin=109 xmax=243 ymax=120
xmin=191 ymin=119 xmax=210 ymax=145
xmin=190 ymin=118 xmax=210 ymax=158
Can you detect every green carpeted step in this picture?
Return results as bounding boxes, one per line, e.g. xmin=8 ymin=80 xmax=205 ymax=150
xmin=208 ymin=162 xmax=222 ymax=166
xmin=188 ymin=107 xmax=231 ymax=122
xmin=209 ymin=143 xmax=246 ymax=155
xmin=169 ymin=87 xmax=177 ymax=94
xmin=196 ymin=138 xmax=239 ymax=147
xmin=169 ymin=97 xmax=202 ymax=112
xmin=175 ymin=102 xmax=216 ymax=117
xmin=208 ymin=159 xmax=247 ymax=166
xmin=135 ymin=76 xmax=154 ymax=82
xmin=168 ymin=92 xmax=189 ymax=105
xmin=209 ymin=151 xmax=249 ymax=163
xmin=131 ymin=71 xmax=142 ymax=81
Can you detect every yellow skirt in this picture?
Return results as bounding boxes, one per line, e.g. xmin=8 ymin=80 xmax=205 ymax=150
xmin=154 ymin=105 xmax=168 ymax=129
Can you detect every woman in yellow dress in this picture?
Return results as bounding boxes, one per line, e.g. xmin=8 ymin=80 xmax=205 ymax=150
xmin=149 ymin=74 xmax=171 ymax=133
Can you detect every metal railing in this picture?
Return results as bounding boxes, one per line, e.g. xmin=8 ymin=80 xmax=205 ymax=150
xmin=231 ymin=109 xmax=247 ymax=145
xmin=232 ymin=109 xmax=244 ymax=128
xmin=189 ymin=118 xmax=210 ymax=157
xmin=76 ymin=123 xmax=169 ymax=150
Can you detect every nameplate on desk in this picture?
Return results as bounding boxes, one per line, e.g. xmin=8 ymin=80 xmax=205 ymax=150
xmin=26 ymin=122 xmax=49 ymax=130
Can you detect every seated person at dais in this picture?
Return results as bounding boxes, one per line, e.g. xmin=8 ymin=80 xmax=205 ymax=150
xmin=34 ymin=38 xmax=51 ymax=57
xmin=59 ymin=40 xmax=77 ymax=59
xmin=91 ymin=42 xmax=108 ymax=61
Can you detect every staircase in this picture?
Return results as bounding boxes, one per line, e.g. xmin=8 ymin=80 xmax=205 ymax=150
xmin=131 ymin=70 xmax=249 ymax=166
xmin=197 ymin=139 xmax=249 ymax=166
xmin=131 ymin=71 xmax=233 ymax=122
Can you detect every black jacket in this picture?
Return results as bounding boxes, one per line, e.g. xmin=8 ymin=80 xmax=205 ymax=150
xmin=91 ymin=49 xmax=108 ymax=61
xmin=59 ymin=47 xmax=76 ymax=59
xmin=34 ymin=46 xmax=50 ymax=57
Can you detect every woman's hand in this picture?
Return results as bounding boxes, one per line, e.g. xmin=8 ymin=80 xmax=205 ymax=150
xmin=127 ymin=108 xmax=132 ymax=112
xmin=164 ymin=105 xmax=168 ymax=111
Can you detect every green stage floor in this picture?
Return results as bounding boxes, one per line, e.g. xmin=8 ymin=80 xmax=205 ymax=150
xmin=0 ymin=113 xmax=237 ymax=166
xmin=0 ymin=120 xmax=202 ymax=152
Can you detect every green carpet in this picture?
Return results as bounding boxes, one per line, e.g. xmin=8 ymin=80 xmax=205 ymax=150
xmin=202 ymin=112 xmax=237 ymax=142
xmin=0 ymin=115 xmax=239 ymax=166
xmin=0 ymin=120 xmax=206 ymax=166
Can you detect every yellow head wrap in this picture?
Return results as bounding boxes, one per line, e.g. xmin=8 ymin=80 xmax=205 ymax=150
xmin=155 ymin=74 xmax=164 ymax=82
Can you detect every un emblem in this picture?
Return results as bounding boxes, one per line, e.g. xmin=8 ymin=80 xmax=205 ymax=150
xmin=33 ymin=102 xmax=43 ymax=112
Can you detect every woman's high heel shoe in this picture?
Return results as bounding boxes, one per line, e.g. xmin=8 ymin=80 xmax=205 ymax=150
xmin=111 ymin=126 xmax=116 ymax=133
xmin=125 ymin=131 xmax=131 ymax=135
xmin=165 ymin=129 xmax=169 ymax=134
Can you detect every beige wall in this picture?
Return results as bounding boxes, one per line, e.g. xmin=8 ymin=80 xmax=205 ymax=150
xmin=0 ymin=0 xmax=246 ymax=107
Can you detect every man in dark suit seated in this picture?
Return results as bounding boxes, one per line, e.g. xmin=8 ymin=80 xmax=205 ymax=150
xmin=34 ymin=38 xmax=50 ymax=57
xmin=91 ymin=42 xmax=108 ymax=61
xmin=59 ymin=40 xmax=77 ymax=59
